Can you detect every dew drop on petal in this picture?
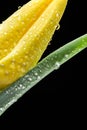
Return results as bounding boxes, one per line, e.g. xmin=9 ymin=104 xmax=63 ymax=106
xmin=22 ymin=62 xmax=27 ymax=67
xmin=5 ymin=71 xmax=9 ymax=75
xmin=18 ymin=6 xmax=21 ymax=9
xmin=48 ymin=42 xmax=51 ymax=45
xmin=56 ymin=13 xmax=60 ymax=18
xmin=4 ymin=49 xmax=8 ymax=53
xmin=56 ymin=24 xmax=60 ymax=30
xmin=0 ymin=64 xmax=4 ymax=67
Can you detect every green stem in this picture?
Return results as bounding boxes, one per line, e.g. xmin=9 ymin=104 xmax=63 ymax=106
xmin=0 ymin=34 xmax=87 ymax=116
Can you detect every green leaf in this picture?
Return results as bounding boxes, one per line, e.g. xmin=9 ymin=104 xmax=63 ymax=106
xmin=0 ymin=34 xmax=87 ymax=116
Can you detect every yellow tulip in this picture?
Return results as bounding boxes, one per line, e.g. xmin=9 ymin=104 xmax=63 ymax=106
xmin=0 ymin=0 xmax=68 ymax=89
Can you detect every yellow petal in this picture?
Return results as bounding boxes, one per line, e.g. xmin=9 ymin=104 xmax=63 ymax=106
xmin=0 ymin=0 xmax=68 ymax=89
xmin=0 ymin=0 xmax=53 ymax=60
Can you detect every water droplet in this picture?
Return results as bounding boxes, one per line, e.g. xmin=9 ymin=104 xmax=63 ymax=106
xmin=2 ymin=21 xmax=5 ymax=24
xmin=34 ymin=72 xmax=38 ymax=76
xmin=28 ymin=77 xmax=32 ymax=81
xmin=82 ymin=39 xmax=85 ymax=42
xmin=21 ymin=21 xmax=25 ymax=25
xmin=48 ymin=42 xmax=51 ymax=45
xmin=22 ymin=62 xmax=27 ymax=67
xmin=11 ymin=59 xmax=16 ymax=63
xmin=18 ymin=16 xmax=21 ymax=21
xmin=18 ymin=6 xmax=21 ymax=9
xmin=10 ymin=25 xmax=14 ymax=29
xmin=21 ymin=68 xmax=26 ymax=73
xmin=25 ymin=75 xmax=29 ymax=79
xmin=4 ymin=32 xmax=7 ymax=35
xmin=56 ymin=24 xmax=60 ymax=30
xmin=6 ymin=90 xmax=9 ymax=94
xmin=56 ymin=13 xmax=60 ymax=18
xmin=0 ymin=108 xmax=3 ymax=115
xmin=41 ymin=17 xmax=45 ymax=21
xmin=19 ymin=84 xmax=25 ymax=90
xmin=65 ymin=54 xmax=69 ymax=58
xmin=54 ymin=62 xmax=60 ymax=70
xmin=16 ymin=84 xmax=25 ymax=90
xmin=0 ymin=64 xmax=4 ymax=67
xmin=25 ymin=54 xmax=29 ymax=59
xmin=4 ymin=49 xmax=8 ymax=53
xmin=5 ymin=71 xmax=9 ymax=75
xmin=23 ymin=47 xmax=26 ymax=50
xmin=19 ymin=84 xmax=23 ymax=87
xmin=29 ymin=3 xmax=32 ymax=7
xmin=10 ymin=59 xmax=16 ymax=68
xmin=10 ymin=64 xmax=15 ymax=69
xmin=37 ymin=76 xmax=41 ymax=80
xmin=0 ymin=108 xmax=3 ymax=111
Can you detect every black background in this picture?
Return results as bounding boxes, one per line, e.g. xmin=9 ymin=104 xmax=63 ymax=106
xmin=0 ymin=0 xmax=87 ymax=126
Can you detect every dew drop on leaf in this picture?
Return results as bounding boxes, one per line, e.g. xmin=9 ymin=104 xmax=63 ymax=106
xmin=54 ymin=62 xmax=60 ymax=70
xmin=65 ymin=54 xmax=69 ymax=58
xmin=28 ymin=77 xmax=32 ymax=81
